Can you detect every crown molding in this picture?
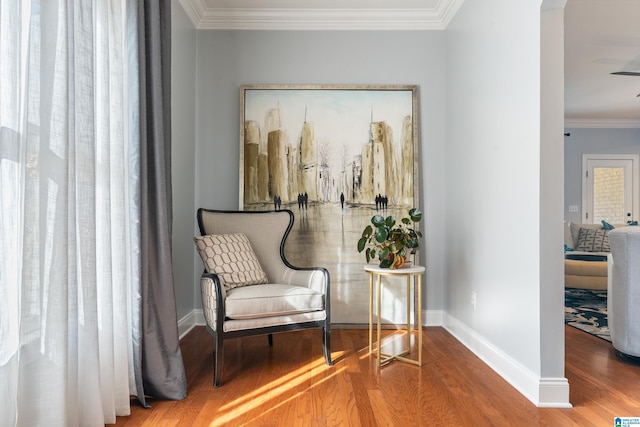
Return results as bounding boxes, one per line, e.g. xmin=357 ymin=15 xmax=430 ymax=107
xmin=564 ymin=118 xmax=640 ymax=129
xmin=177 ymin=0 xmax=463 ymax=30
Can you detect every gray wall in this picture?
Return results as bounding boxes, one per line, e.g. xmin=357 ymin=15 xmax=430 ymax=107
xmin=564 ymin=127 xmax=640 ymax=224
xmin=172 ymin=0 xmax=569 ymax=406
xmin=446 ymin=0 xmax=543 ymax=367
xmin=171 ymin=0 xmax=197 ymax=320
xmin=193 ymin=30 xmax=447 ymax=312
xmin=445 ymin=0 xmax=567 ymax=402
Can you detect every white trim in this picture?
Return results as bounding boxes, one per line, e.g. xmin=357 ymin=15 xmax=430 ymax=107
xmin=537 ymin=378 xmax=573 ymax=408
xmin=443 ymin=313 xmax=572 ymax=408
xmin=176 ymin=0 xmax=204 ymax=29
xmin=565 ymin=119 xmax=640 ymax=129
xmin=178 ymin=309 xmax=206 ymax=340
xmin=177 ymin=0 xmax=464 ymax=30
xmin=178 ymin=308 xmax=443 ymax=337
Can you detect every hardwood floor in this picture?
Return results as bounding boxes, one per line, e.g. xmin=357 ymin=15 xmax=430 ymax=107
xmin=112 ymin=325 xmax=640 ymax=426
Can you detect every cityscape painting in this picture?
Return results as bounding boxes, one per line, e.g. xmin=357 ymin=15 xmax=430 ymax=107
xmin=240 ymin=84 xmax=419 ymax=324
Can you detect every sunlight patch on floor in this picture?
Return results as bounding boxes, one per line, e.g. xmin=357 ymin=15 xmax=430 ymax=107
xmin=210 ymin=355 xmax=345 ymax=426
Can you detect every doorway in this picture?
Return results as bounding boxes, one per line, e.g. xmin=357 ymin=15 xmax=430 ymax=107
xmin=582 ymin=154 xmax=639 ymax=224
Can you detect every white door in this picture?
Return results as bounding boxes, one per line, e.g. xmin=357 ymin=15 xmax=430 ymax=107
xmin=582 ymin=154 xmax=639 ymax=224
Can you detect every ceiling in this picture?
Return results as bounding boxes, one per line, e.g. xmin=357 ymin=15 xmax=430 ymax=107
xmin=564 ymin=0 xmax=640 ymax=127
xmin=178 ymin=0 xmax=640 ymax=127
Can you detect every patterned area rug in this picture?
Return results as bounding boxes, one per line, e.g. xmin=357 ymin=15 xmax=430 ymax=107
xmin=564 ymin=288 xmax=610 ymax=342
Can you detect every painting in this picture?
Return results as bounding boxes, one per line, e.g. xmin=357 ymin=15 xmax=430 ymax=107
xmin=240 ymin=84 xmax=419 ymax=324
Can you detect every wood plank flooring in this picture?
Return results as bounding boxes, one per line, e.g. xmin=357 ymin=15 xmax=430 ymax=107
xmin=112 ymin=326 xmax=640 ymax=426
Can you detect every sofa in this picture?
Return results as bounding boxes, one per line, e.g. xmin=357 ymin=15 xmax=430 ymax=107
xmin=564 ymin=222 xmax=619 ymax=290
xmin=608 ymin=227 xmax=640 ymax=357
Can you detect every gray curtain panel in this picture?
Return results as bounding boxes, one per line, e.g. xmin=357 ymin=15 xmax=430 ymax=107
xmin=135 ymin=0 xmax=187 ymax=405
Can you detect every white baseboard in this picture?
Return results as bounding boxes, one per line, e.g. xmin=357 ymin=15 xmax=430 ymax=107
xmin=178 ymin=309 xmax=205 ymax=340
xmin=178 ymin=309 xmax=442 ymax=339
xmin=442 ymin=312 xmax=571 ymax=408
xmin=536 ymin=378 xmax=573 ymax=408
xmin=177 ymin=308 xmax=570 ymax=408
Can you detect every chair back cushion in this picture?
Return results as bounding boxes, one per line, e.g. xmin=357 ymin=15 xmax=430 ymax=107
xmin=197 ymin=209 xmax=294 ymax=282
xmin=194 ymin=233 xmax=268 ymax=291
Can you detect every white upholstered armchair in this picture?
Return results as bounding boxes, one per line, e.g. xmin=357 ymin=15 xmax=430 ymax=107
xmin=194 ymin=209 xmax=332 ymax=386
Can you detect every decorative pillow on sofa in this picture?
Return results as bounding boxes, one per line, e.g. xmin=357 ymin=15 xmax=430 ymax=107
xmin=569 ymin=223 xmax=601 ymax=249
xmin=193 ymin=233 xmax=268 ymax=291
xmin=575 ymin=227 xmax=611 ymax=252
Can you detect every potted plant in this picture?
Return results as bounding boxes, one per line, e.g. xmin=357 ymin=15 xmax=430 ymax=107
xmin=357 ymin=208 xmax=423 ymax=269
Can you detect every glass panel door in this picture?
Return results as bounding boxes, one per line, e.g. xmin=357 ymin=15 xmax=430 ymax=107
xmin=583 ymin=157 xmax=635 ymax=224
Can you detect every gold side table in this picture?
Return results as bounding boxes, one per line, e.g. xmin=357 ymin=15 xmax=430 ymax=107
xmin=365 ymin=264 xmax=425 ymax=367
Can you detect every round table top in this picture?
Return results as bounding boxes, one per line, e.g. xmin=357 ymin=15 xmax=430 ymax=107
xmin=364 ymin=264 xmax=425 ymax=274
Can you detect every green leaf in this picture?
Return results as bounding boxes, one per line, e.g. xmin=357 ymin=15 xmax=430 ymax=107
xmin=375 ymin=227 xmax=388 ymax=243
xmin=357 ymin=237 xmax=367 ymax=252
xmin=409 ymin=208 xmax=422 ymax=223
xmin=371 ymin=215 xmax=385 ymax=227
xmin=379 ymin=258 xmax=393 ymax=268
xmin=405 ymin=238 xmax=419 ymax=249
xmin=385 ymin=215 xmax=396 ymax=227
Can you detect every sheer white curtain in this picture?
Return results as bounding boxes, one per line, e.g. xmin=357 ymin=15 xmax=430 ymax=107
xmin=1 ymin=0 xmax=139 ymax=425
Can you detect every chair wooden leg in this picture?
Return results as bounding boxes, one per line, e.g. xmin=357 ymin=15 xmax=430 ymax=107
xmin=323 ymin=325 xmax=332 ymax=365
xmin=268 ymin=333 xmax=273 ymax=346
xmin=214 ymin=332 xmax=224 ymax=387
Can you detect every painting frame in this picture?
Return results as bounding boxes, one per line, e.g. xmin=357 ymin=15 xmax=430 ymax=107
xmin=239 ymin=84 xmax=420 ymax=324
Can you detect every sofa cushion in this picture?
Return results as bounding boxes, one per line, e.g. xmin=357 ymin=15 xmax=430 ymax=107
xmin=575 ymin=227 xmax=611 ymax=252
xmin=564 ymin=258 xmax=608 ymax=290
xmin=194 ymin=233 xmax=268 ymax=291
xmin=225 ymin=284 xmax=324 ymax=319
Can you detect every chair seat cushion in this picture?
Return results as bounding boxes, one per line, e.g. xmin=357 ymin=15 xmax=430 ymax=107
xmin=225 ymin=284 xmax=324 ymax=320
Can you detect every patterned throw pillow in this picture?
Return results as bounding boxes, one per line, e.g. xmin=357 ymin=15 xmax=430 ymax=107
xmin=575 ymin=227 xmax=611 ymax=252
xmin=193 ymin=233 xmax=268 ymax=291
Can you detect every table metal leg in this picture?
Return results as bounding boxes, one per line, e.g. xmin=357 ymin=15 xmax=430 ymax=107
xmin=365 ymin=268 xmax=424 ymax=367
xmin=368 ymin=272 xmax=373 ymax=354
xmin=418 ymin=275 xmax=422 ymax=366
xmin=406 ymin=276 xmax=411 ymax=342
xmin=376 ymin=274 xmax=382 ymax=367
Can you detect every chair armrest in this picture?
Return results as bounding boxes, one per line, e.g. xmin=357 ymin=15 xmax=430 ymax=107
xmin=200 ymin=272 xmax=226 ymax=331
xmin=280 ymin=267 xmax=330 ymax=296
